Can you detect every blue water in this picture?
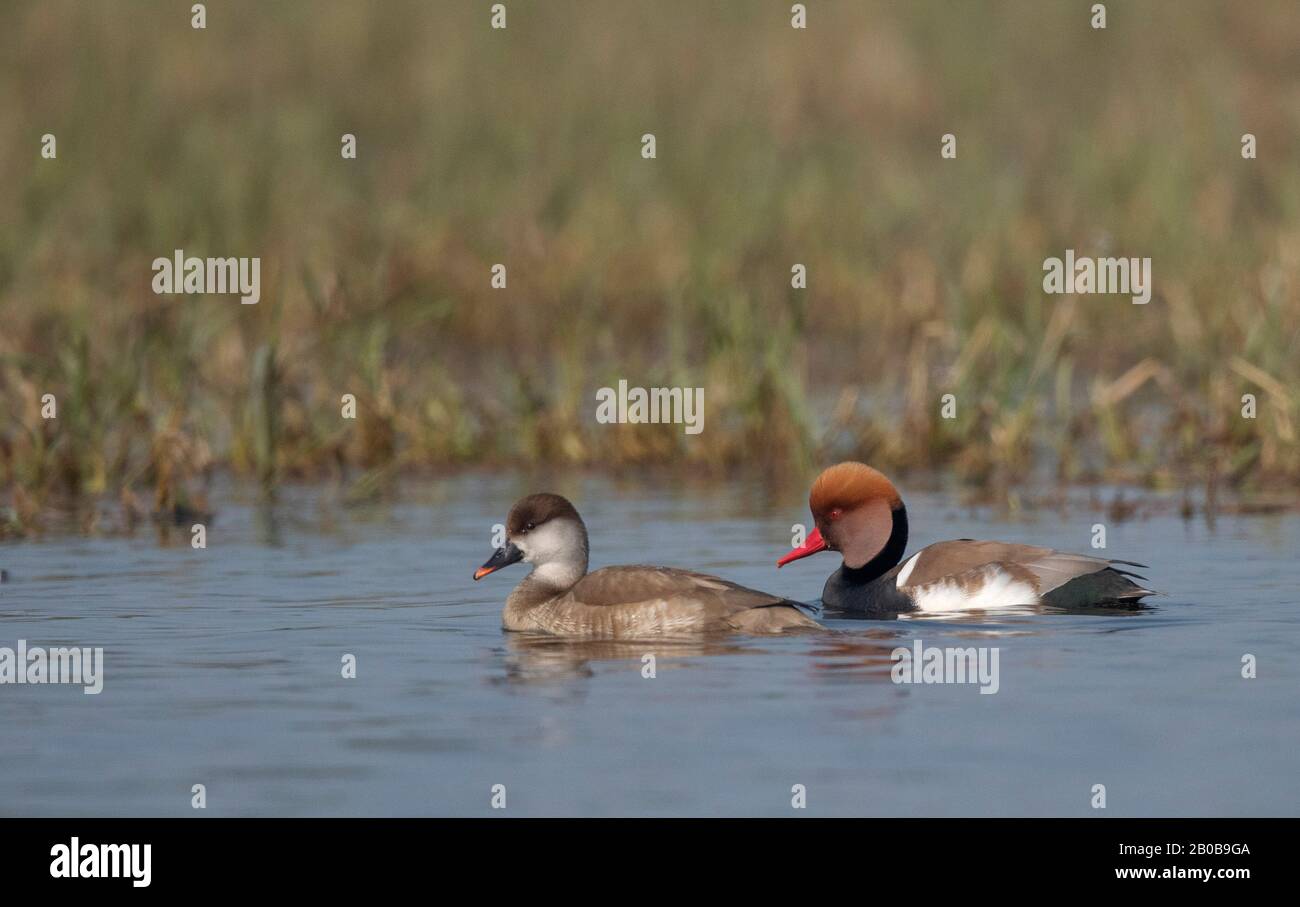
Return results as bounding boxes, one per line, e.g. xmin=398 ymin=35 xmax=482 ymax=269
xmin=2 ymin=475 xmax=1297 ymax=816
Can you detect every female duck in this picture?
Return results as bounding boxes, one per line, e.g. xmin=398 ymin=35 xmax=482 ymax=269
xmin=476 ymin=493 xmax=820 ymax=637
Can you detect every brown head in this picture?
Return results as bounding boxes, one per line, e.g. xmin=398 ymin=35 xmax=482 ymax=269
xmin=474 ymin=493 xmax=590 ymax=585
xmin=777 ymin=462 xmax=907 ymax=571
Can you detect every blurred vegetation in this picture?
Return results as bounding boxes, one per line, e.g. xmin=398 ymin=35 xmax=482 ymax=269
xmin=2 ymin=0 xmax=1299 ymax=535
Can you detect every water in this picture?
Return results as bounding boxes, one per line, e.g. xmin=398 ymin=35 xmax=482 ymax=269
xmin=2 ymin=475 xmax=1298 ymax=817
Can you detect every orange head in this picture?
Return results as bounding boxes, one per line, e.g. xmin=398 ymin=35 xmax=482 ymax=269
xmin=778 ymin=462 xmax=904 ymax=570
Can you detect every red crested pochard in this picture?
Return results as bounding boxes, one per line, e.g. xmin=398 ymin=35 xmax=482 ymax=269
xmin=777 ymin=462 xmax=1155 ymax=614
xmin=476 ymin=493 xmax=821 ymax=637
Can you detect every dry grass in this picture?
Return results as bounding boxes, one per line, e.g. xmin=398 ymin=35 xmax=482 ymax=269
xmin=2 ymin=1 xmax=1298 ymax=534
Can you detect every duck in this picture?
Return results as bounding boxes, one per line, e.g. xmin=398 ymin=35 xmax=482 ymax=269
xmin=475 ymin=493 xmax=821 ymax=637
xmin=777 ymin=462 xmax=1155 ymax=614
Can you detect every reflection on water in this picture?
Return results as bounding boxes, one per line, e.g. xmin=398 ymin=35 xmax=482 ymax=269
xmin=1 ymin=475 xmax=1298 ymax=816
xmin=498 ymin=633 xmax=760 ymax=684
xmin=805 ymin=631 xmax=903 ymax=678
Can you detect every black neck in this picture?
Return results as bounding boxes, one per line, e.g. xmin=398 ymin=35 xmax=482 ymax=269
xmin=840 ymin=504 xmax=908 ymax=585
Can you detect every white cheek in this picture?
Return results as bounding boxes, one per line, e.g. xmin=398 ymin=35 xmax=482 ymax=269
xmin=515 ymin=523 xmax=573 ymax=564
xmin=513 ymin=535 xmax=539 ymax=563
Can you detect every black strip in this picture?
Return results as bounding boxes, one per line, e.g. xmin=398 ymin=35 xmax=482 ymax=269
xmin=5 ymin=817 xmax=1283 ymax=893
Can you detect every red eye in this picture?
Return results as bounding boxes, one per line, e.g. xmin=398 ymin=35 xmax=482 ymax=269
xmin=829 ymin=508 xmax=843 ymax=521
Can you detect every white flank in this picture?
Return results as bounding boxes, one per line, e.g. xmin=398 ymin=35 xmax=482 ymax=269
xmin=906 ymin=565 xmax=1039 ymax=614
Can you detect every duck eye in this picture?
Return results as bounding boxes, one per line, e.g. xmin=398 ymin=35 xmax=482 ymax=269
xmin=829 ymin=508 xmax=843 ymax=521
xmin=524 ymin=522 xmax=535 ymax=532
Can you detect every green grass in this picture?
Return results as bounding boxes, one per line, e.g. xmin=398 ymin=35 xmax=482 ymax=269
xmin=2 ymin=0 xmax=1298 ymax=534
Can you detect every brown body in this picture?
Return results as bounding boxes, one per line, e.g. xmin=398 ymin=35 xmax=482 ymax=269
xmin=478 ymin=494 xmax=820 ymax=638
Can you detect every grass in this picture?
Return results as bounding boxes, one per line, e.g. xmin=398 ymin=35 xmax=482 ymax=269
xmin=2 ymin=0 xmax=1299 ymax=535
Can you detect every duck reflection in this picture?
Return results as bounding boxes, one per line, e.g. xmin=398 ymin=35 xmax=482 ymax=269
xmin=496 ymin=632 xmax=760 ymax=684
xmin=805 ymin=628 xmax=907 ymax=679
xmin=496 ymin=627 xmax=924 ymax=689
